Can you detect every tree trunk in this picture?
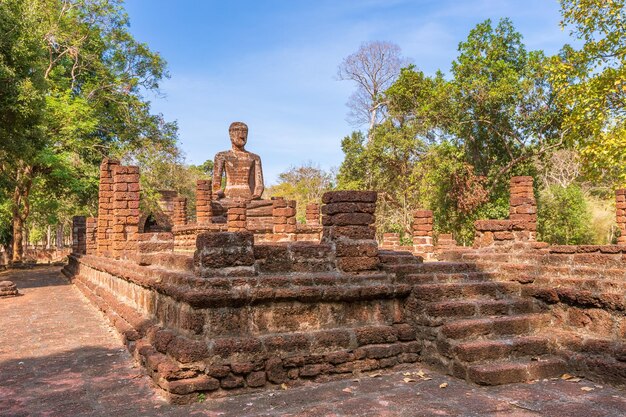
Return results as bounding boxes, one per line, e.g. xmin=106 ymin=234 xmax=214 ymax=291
xmin=46 ymin=224 xmax=51 ymax=249
xmin=56 ymin=224 xmax=64 ymax=249
xmin=12 ymin=215 xmax=24 ymax=263
xmin=11 ymin=165 xmax=33 ymax=263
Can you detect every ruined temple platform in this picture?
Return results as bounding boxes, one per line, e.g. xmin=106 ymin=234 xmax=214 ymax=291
xmin=1 ymin=266 xmax=625 ymax=417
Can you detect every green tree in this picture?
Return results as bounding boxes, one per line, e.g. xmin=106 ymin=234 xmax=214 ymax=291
xmin=550 ymin=0 xmax=626 ymax=185
xmin=0 ymin=0 xmax=177 ymax=262
xmin=267 ymin=163 xmax=334 ymax=223
xmin=537 ymin=184 xmax=594 ymax=244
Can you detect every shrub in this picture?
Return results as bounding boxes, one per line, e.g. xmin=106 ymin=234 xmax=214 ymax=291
xmin=537 ymin=184 xmax=594 ymax=245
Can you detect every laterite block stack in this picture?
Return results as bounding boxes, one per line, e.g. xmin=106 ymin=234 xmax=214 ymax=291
xmin=272 ymin=198 xmax=297 ymax=240
xmin=227 ymin=202 xmax=247 ymax=232
xmin=321 ymin=191 xmax=379 ymax=273
xmin=86 ymin=217 xmax=97 ymax=255
xmin=196 ymin=180 xmax=213 ymax=225
xmin=381 ymin=233 xmax=400 ymax=250
xmin=111 ymin=165 xmax=140 ymax=258
xmin=72 ymin=216 xmax=87 ymax=255
xmin=509 ymin=176 xmax=537 ymax=240
xmin=305 ymin=203 xmax=320 ymax=226
xmin=172 ymin=197 xmax=188 ymax=227
xmin=412 ymin=210 xmax=434 ymax=258
xmin=97 ymin=158 xmax=119 ymax=256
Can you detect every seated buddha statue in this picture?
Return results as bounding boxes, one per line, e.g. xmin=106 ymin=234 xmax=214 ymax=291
xmin=212 ymin=122 xmax=264 ymax=204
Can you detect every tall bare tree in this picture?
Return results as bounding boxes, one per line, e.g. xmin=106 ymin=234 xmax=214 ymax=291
xmin=337 ymin=41 xmax=408 ymax=140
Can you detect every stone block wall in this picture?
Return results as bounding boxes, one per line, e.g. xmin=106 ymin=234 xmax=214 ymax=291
xmin=617 ymin=189 xmax=626 ymax=244
xmin=63 ymin=251 xmax=417 ymax=403
xmin=111 ymin=165 xmax=140 ymax=258
xmin=196 ymin=180 xmax=213 ymax=225
xmin=381 ymin=233 xmax=400 ymax=250
xmin=321 ymin=191 xmax=379 ymax=273
xmin=194 ymin=231 xmax=255 ymax=277
xmin=272 ymin=198 xmax=297 ymax=235
xmin=227 ymin=202 xmax=247 ymax=232
xmin=172 ymin=197 xmax=187 ymax=227
xmin=86 ymin=217 xmax=97 ymax=255
xmin=72 ymin=216 xmax=86 ymax=255
xmin=306 ymin=203 xmax=320 ymax=226
xmin=97 ymin=158 xmax=119 ymax=256
xmin=246 ymin=200 xmax=274 ymax=232
xmin=436 ymin=234 xmax=457 ymax=253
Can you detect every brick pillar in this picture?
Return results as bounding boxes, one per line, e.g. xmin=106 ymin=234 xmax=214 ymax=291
xmin=272 ymin=198 xmax=297 ymax=235
xmin=72 ymin=216 xmax=86 ymax=255
xmin=196 ymin=180 xmax=213 ymax=225
xmin=305 ymin=203 xmax=320 ymax=226
xmin=86 ymin=217 xmax=97 ymax=255
xmin=412 ymin=210 xmax=434 ymax=255
xmin=227 ymin=202 xmax=247 ymax=232
xmin=616 ymin=189 xmax=626 ymax=244
xmin=321 ymin=191 xmax=379 ymax=273
xmin=111 ymin=165 xmax=140 ymax=258
xmin=97 ymin=158 xmax=119 ymax=256
xmin=172 ymin=197 xmax=187 ymax=227
xmin=509 ymin=176 xmax=537 ymax=240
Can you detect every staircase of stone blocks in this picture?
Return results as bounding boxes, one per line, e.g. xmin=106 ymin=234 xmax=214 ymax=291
xmin=379 ymin=250 xmax=566 ymax=385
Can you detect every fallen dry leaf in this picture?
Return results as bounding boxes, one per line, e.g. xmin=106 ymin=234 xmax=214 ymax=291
xmin=370 ymin=372 xmax=382 ymax=378
xmin=567 ymin=377 xmax=582 ymax=383
xmin=403 ymin=372 xmax=412 ymax=376
xmin=561 ymin=373 xmax=574 ymax=380
xmin=280 ymin=383 xmax=288 ymax=390
xmin=439 ymin=382 xmax=448 ymax=388
xmin=581 ymin=387 xmax=594 ymax=392
xmin=342 ymin=387 xmax=352 ymax=393
xmin=403 ymin=378 xmax=416 ymax=383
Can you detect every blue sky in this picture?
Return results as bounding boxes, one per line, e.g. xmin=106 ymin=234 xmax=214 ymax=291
xmin=124 ymin=0 xmax=572 ymax=185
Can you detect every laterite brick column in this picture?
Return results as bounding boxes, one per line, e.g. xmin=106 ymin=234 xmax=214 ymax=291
xmin=97 ymin=158 xmax=119 ymax=256
xmin=321 ymin=191 xmax=379 ymax=273
xmin=86 ymin=217 xmax=97 ymax=255
xmin=509 ymin=176 xmax=537 ymax=240
xmin=227 ymin=202 xmax=247 ymax=232
xmin=196 ymin=180 xmax=213 ymax=225
xmin=112 ymin=165 xmax=140 ymax=258
xmin=305 ymin=203 xmax=320 ymax=226
xmin=172 ymin=197 xmax=187 ymax=227
xmin=272 ymin=198 xmax=297 ymax=241
xmin=617 ymin=189 xmax=626 ymax=244
xmin=412 ymin=210 xmax=434 ymax=256
xmin=72 ymin=216 xmax=86 ymax=255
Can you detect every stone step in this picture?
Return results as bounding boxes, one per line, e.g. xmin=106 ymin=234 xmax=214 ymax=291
xmin=424 ymin=299 xmax=537 ymax=322
xmin=411 ymin=281 xmax=520 ymax=302
xmin=403 ymin=271 xmax=498 ymax=285
xmin=378 ymin=251 xmax=422 ymax=265
xmin=453 ymin=335 xmax=551 ymax=363
xmin=465 ymin=356 xmax=567 ymax=385
xmin=136 ymin=252 xmax=194 ymax=272
xmin=534 ymin=276 xmax=626 ymax=293
xmin=440 ymin=314 xmax=548 ymax=341
xmin=383 ymin=262 xmax=479 ymax=277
